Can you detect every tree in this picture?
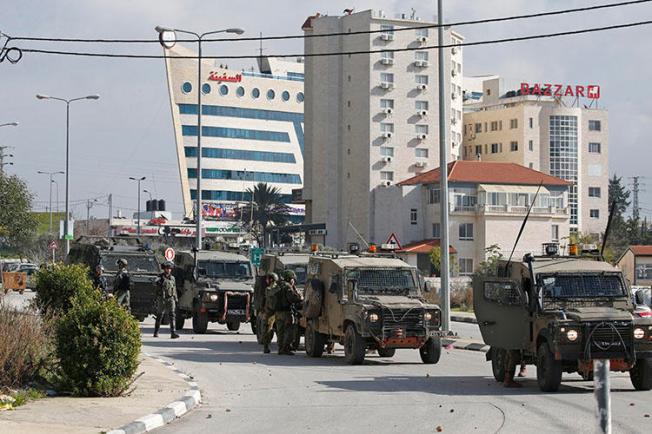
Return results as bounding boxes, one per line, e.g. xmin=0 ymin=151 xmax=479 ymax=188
xmin=237 ymin=183 xmax=290 ymax=246
xmin=606 ymin=175 xmax=634 ymax=260
xmin=608 ymin=174 xmax=630 ymax=218
xmin=0 ymin=173 xmax=38 ymax=253
xmin=472 ymin=244 xmax=504 ymax=280
xmin=429 ymin=246 xmax=457 ymax=277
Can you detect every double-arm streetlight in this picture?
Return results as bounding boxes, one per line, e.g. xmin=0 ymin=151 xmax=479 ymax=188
xmin=36 ymin=93 xmax=100 ymax=254
xmin=155 ymin=25 xmax=244 ymax=251
xmin=129 ymin=176 xmax=146 ymax=236
xmin=37 ymin=170 xmax=65 ymax=233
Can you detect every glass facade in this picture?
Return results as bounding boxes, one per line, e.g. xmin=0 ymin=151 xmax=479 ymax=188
xmin=188 ymin=168 xmax=301 ymax=184
xmin=184 ymin=147 xmax=296 ymax=163
xmin=191 ymin=189 xmax=293 ymax=203
xmin=549 ymin=115 xmax=578 ymax=225
xmin=182 ymin=125 xmax=290 ymax=142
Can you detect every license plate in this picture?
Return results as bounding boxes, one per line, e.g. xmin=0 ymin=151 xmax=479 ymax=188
xmin=228 ymin=309 xmax=245 ymax=315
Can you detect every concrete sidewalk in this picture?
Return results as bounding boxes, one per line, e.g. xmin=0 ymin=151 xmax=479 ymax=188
xmin=0 ymin=356 xmax=190 ymax=434
xmin=451 ymin=311 xmax=477 ymax=324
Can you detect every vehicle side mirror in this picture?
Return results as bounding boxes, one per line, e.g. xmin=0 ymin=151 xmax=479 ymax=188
xmin=424 ymin=280 xmax=434 ymax=293
xmin=346 ymin=280 xmax=356 ymax=301
xmin=329 ymin=276 xmax=340 ymax=294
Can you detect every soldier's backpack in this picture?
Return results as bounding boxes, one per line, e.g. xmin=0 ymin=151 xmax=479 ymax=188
xmin=302 ymin=278 xmax=324 ymax=319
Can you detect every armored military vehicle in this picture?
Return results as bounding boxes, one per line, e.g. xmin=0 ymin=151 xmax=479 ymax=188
xmin=67 ymin=236 xmax=160 ymax=321
xmin=474 ymin=251 xmax=652 ymax=392
xmin=174 ymin=250 xmax=254 ymax=333
xmin=302 ymin=252 xmax=442 ymax=365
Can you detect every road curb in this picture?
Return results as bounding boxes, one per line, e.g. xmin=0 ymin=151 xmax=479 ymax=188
xmin=444 ymin=338 xmax=490 ymax=353
xmin=450 ymin=314 xmax=477 ymax=324
xmin=107 ymin=354 xmax=201 ymax=434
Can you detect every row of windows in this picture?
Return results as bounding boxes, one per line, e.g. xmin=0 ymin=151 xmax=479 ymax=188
xmin=184 ymin=147 xmax=296 ymax=164
xmin=379 ymin=72 xmax=430 ymax=85
xmin=179 ymin=104 xmax=303 ymax=123
xmin=549 ymin=115 xmax=579 ymax=225
xmin=380 ymin=123 xmax=429 ymax=134
xmin=181 ymin=81 xmax=304 ymax=103
xmin=465 ymin=141 xmax=533 ymax=157
xmin=379 ymin=147 xmax=428 ymax=158
xmin=187 ymin=168 xmax=301 ymax=184
xmin=191 ymin=189 xmax=293 ymax=203
xmin=381 ymin=51 xmax=430 ymax=61
xmin=431 ymin=223 xmax=562 ymax=244
xmin=181 ymin=125 xmax=290 ymax=143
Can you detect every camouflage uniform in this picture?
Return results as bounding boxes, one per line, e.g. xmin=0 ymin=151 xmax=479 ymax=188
xmin=275 ymin=271 xmax=303 ymax=355
xmin=113 ymin=266 xmax=131 ymax=312
xmin=261 ymin=276 xmax=279 ymax=353
xmin=154 ymin=270 xmax=179 ymax=338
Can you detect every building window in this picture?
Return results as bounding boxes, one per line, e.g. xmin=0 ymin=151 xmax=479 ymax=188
xmin=415 ymin=100 xmax=428 ymax=110
xmin=380 ymin=24 xmax=394 ymax=36
xmin=381 ymin=99 xmax=394 ymax=108
xmin=528 ymin=140 xmax=534 ymax=151
xmin=475 ymin=145 xmax=482 ymax=156
xmin=410 ymin=209 xmax=418 ymax=225
xmin=380 ymin=123 xmax=394 ymax=133
xmin=550 ymin=115 xmax=579 ymax=225
xmin=182 ymin=82 xmax=192 ymax=93
xmin=282 ymin=91 xmax=290 ymax=101
xmin=459 ymin=258 xmax=474 ymax=275
xmin=490 ymin=121 xmax=499 ymax=131
xmin=510 ymin=119 xmax=518 ymax=129
xmin=266 ymin=89 xmax=275 ymax=100
xmin=252 ymin=88 xmax=260 ymax=98
xmin=182 ymin=125 xmax=290 ymax=142
xmin=188 ymin=169 xmax=301 ymax=184
xmin=429 ymin=188 xmax=440 ymax=204
xmin=416 ymin=75 xmax=429 ymax=85
xmin=491 ymin=143 xmax=499 ymax=153
xmin=589 ymin=120 xmax=602 ymax=131
xmin=590 ymin=209 xmax=600 ymax=218
xmin=510 ymin=141 xmax=518 ymax=151
xmin=551 ymin=224 xmax=560 ymax=242
xmin=219 ymin=84 xmax=229 ymax=95
xmin=381 ymin=72 xmax=394 ymax=83
xmin=236 ymin=86 xmax=245 ymax=97
xmin=381 ymin=51 xmax=394 ymax=60
xmin=432 ymin=223 xmax=441 ymax=239
xmin=529 ymin=163 xmax=534 ymax=169
xmin=415 ymin=51 xmax=428 ymax=61
xmin=589 ymin=187 xmax=601 ymax=197
xmin=185 ymin=147 xmax=296 ymax=163
xmin=380 ymin=147 xmax=394 ymax=157
xmin=589 ymin=142 xmax=601 ymax=153
xmin=297 ymin=92 xmax=305 ymax=102
xmin=416 ymin=125 xmax=429 ymax=134
xmin=459 ymin=223 xmax=474 ymax=240
xmin=529 ymin=117 xmax=534 ymax=128
xmin=416 ymin=28 xmax=428 ymax=37
xmin=201 ymin=83 xmax=211 ymax=94
xmin=415 ymin=148 xmax=428 ymax=158
xmin=380 ymin=171 xmax=394 ymax=181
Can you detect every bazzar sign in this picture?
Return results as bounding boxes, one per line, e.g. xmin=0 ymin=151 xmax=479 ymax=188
xmin=520 ymin=82 xmax=600 ymax=99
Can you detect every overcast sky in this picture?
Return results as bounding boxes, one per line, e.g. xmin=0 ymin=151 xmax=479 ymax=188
xmin=1 ymin=0 xmax=651 ymax=220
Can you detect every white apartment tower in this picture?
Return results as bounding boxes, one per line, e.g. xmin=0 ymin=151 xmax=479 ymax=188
xmin=303 ymin=9 xmax=463 ymax=248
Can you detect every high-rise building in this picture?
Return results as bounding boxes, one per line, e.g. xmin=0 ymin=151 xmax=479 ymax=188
xmin=164 ymin=44 xmax=305 ymax=221
xmin=302 ymin=9 xmax=463 ymax=248
xmin=461 ymin=77 xmax=608 ymax=235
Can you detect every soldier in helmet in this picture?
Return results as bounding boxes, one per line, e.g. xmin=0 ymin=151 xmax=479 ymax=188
xmin=261 ymin=273 xmax=279 ymax=354
xmin=275 ymin=269 xmax=303 ymax=355
xmin=113 ymin=258 xmax=131 ymax=311
xmin=154 ymin=261 xmax=180 ymax=339
xmin=90 ymin=264 xmax=108 ymax=296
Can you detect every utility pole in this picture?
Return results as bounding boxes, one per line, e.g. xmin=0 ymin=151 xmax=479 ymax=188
xmin=129 ymin=177 xmax=146 ymax=237
xmin=0 ymin=146 xmax=14 ymax=175
xmin=37 ymin=171 xmax=64 ymax=234
xmin=86 ymin=198 xmax=98 ymax=235
xmin=108 ymin=193 xmax=113 ymax=237
xmin=630 ymin=176 xmax=642 ymax=221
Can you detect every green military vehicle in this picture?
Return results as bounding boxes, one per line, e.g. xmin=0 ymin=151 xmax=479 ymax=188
xmin=302 ymin=253 xmax=442 ymax=365
xmin=474 ymin=251 xmax=652 ymax=392
xmin=174 ymin=250 xmax=254 ymax=333
xmin=67 ymin=236 xmax=160 ymax=321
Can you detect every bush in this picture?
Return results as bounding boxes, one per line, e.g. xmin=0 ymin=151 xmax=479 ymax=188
xmin=0 ymin=301 xmax=54 ymax=389
xmin=56 ymin=295 xmax=141 ymax=397
xmin=35 ymin=263 xmax=97 ymax=315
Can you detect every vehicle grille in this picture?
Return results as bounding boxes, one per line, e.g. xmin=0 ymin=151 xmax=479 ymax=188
xmin=227 ymin=293 xmax=248 ymax=310
xmin=582 ymin=321 xmax=633 ymax=359
xmin=380 ymin=307 xmax=426 ymax=339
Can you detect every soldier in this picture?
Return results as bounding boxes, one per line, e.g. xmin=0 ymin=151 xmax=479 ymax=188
xmin=253 ymin=272 xmax=268 ymax=336
xmin=261 ymin=273 xmax=279 ymax=354
xmin=90 ymin=264 xmax=108 ymax=296
xmin=154 ymin=261 xmax=180 ymax=339
xmin=504 ymin=350 xmax=522 ymax=388
xmin=113 ymin=258 xmax=131 ymax=311
xmin=275 ymin=270 xmax=303 ymax=356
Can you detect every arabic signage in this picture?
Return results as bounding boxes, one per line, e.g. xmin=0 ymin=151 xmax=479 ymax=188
xmin=208 ymin=71 xmax=243 ymax=83
xmin=113 ymin=222 xmax=245 ymax=237
xmin=520 ymin=82 xmax=600 ymax=99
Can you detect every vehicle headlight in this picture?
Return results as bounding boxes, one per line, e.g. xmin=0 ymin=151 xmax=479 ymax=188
xmin=566 ymin=329 xmax=579 ymax=342
xmin=424 ymin=312 xmax=433 ymax=321
xmin=634 ymin=327 xmax=646 ymax=340
xmin=203 ymin=293 xmax=218 ymax=302
xmin=368 ymin=313 xmax=380 ymax=322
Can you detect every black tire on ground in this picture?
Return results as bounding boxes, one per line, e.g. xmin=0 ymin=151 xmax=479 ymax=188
xmin=175 ymin=313 xmax=185 ymax=331
xmin=537 ymin=342 xmax=562 ymax=392
xmin=377 ymin=348 xmax=396 ymax=358
xmin=491 ymin=347 xmax=513 ymax=382
xmin=420 ymin=337 xmax=442 ymax=364
xmin=227 ymin=319 xmax=241 ymax=331
xmin=305 ymin=321 xmax=325 ymax=358
xmin=344 ymin=324 xmax=366 ymax=365
xmin=630 ymin=358 xmax=652 ymax=391
xmin=192 ymin=308 xmax=208 ymax=334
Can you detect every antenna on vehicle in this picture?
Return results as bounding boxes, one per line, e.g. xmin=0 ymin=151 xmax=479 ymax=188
xmin=504 ymin=181 xmax=543 ymax=274
xmin=600 ymin=200 xmax=617 ymax=260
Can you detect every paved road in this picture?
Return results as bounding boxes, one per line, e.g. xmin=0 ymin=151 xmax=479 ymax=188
xmin=141 ymin=320 xmax=652 ymax=434
xmin=1 ymin=290 xmax=35 ymax=310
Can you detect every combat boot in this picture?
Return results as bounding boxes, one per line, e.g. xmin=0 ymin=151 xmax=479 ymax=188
xmin=153 ymin=323 xmax=160 ymax=338
xmin=171 ymin=332 xmax=180 ymax=339
xmin=263 ymin=344 xmax=271 ymax=354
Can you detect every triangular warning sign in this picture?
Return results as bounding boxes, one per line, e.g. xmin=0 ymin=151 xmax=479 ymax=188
xmin=385 ymin=233 xmax=402 ymax=249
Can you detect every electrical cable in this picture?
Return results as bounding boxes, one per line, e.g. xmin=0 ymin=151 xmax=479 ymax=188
xmin=15 ymin=19 xmax=652 ymax=60
xmin=5 ymin=0 xmax=650 ymax=44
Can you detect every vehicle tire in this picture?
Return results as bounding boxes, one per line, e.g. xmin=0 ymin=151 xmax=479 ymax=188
xmin=420 ymin=337 xmax=442 ymax=365
xmin=192 ymin=308 xmax=208 ymax=334
xmin=344 ymin=324 xmax=366 ymax=365
xmin=175 ymin=314 xmax=185 ymax=331
xmin=630 ymin=359 xmax=652 ymax=391
xmin=491 ymin=347 xmax=513 ymax=382
xmin=537 ymin=342 xmax=562 ymax=392
xmin=305 ymin=321 xmax=325 ymax=358
xmin=377 ymin=348 xmax=396 ymax=358
xmin=227 ymin=319 xmax=241 ymax=331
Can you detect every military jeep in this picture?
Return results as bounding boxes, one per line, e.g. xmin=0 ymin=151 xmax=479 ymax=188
xmin=67 ymin=236 xmax=160 ymax=321
xmin=474 ymin=254 xmax=652 ymax=392
xmin=302 ymin=253 xmax=442 ymax=365
xmin=174 ymin=250 xmax=254 ymax=333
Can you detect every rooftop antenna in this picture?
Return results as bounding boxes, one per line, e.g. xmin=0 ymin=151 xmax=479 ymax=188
xmin=504 ymin=181 xmax=543 ymax=274
xmin=259 ymin=32 xmax=263 ymax=58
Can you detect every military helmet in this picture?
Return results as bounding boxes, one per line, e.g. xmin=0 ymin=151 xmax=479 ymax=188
xmin=162 ymin=261 xmax=174 ymax=269
xmin=116 ymin=258 xmax=128 ymax=267
xmin=95 ymin=264 xmax=104 ymax=272
xmin=282 ymin=269 xmax=297 ymax=282
xmin=268 ymin=272 xmax=279 ymax=282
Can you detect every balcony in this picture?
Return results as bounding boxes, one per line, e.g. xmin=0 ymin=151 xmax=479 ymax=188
xmin=432 ymin=203 xmax=569 ymax=216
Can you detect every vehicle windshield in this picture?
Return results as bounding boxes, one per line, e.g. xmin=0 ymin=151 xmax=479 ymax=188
xmin=101 ymin=254 xmax=159 ymax=273
xmin=349 ymin=267 xmax=417 ymax=296
xmin=288 ymin=265 xmax=307 ymax=285
xmin=198 ymin=261 xmax=252 ymax=279
xmin=538 ymin=273 xmax=627 ymax=298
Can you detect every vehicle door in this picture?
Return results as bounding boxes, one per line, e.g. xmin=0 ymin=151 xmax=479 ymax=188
xmin=473 ymin=277 xmax=530 ymax=349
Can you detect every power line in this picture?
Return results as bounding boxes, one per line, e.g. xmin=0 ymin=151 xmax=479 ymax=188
xmin=15 ymin=19 xmax=652 ymax=60
xmin=5 ymin=0 xmax=650 ymax=44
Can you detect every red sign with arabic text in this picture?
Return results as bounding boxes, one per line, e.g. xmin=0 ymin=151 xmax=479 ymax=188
xmin=208 ymin=71 xmax=243 ymax=83
xmin=520 ymin=82 xmax=600 ymax=99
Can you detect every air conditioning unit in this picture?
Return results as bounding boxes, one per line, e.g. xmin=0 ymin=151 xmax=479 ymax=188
xmin=417 ymin=133 xmax=428 ymax=140
xmin=451 ymin=69 xmax=458 ymax=77
xmin=381 ymin=181 xmax=393 ymax=187
xmin=414 ymin=60 xmax=429 ymax=68
xmin=382 ymin=107 xmax=393 ymax=115
xmin=380 ymin=82 xmax=394 ymax=90
xmin=380 ymin=58 xmax=394 ymax=65
xmin=415 ymin=161 xmax=427 ymax=168
xmin=451 ymin=92 xmax=457 ymax=100
xmin=382 ymin=132 xmax=393 ymax=139
xmin=380 ymin=33 xmax=394 ymax=41
xmin=418 ymin=110 xmax=428 ymax=117
xmin=417 ymin=36 xmax=428 ymax=43
xmin=382 ymin=156 xmax=392 ymax=163
xmin=417 ymin=84 xmax=428 ymax=91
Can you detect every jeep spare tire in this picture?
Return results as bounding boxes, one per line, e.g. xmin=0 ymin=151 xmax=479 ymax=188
xmin=303 ymin=279 xmax=324 ymax=319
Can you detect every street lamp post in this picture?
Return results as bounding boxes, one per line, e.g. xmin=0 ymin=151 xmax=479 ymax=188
xmin=143 ymin=188 xmax=153 ymax=202
xmin=37 ymin=170 xmax=65 ymax=233
xmin=129 ymin=176 xmax=146 ymax=237
xmin=155 ymin=25 xmax=244 ymax=251
xmin=36 ymin=94 xmax=99 ymax=254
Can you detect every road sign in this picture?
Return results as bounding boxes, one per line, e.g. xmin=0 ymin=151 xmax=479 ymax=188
xmin=48 ymin=240 xmax=58 ymax=251
xmin=385 ymin=233 xmax=402 ymax=250
xmin=164 ymin=248 xmax=176 ymax=261
xmin=250 ymin=247 xmax=264 ymax=267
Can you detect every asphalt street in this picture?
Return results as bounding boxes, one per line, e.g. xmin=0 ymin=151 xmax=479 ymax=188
xmin=141 ymin=320 xmax=652 ymax=434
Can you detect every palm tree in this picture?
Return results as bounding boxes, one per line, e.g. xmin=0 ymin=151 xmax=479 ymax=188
xmin=238 ymin=183 xmax=290 ymax=246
